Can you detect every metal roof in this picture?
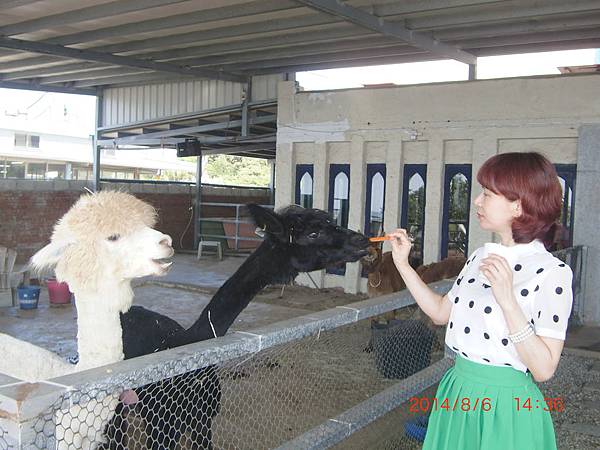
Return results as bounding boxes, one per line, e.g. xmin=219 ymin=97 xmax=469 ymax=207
xmin=1 ymin=0 xmax=600 ymax=95
xmin=97 ymin=99 xmax=277 ymax=158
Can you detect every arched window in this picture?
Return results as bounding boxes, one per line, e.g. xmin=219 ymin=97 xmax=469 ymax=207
xmin=328 ymin=164 xmax=350 ymax=274
xmin=295 ymin=164 xmax=313 ymax=208
xmin=401 ymin=164 xmax=427 ymax=267
xmin=442 ymin=165 xmax=472 ymax=259
xmin=364 ymin=164 xmax=386 ymax=237
xmin=554 ymin=164 xmax=576 ymax=249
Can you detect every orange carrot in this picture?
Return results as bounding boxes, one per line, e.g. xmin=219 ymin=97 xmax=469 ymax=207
xmin=369 ymin=236 xmax=393 ymax=242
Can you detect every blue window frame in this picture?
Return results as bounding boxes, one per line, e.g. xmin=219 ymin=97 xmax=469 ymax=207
xmin=295 ymin=164 xmax=314 ymax=208
xmin=327 ymin=164 xmax=351 ymax=275
xmin=441 ymin=164 xmax=472 ymax=259
xmin=364 ymin=164 xmax=386 ymax=237
xmin=401 ymin=164 xmax=427 ymax=267
xmin=554 ymin=164 xmax=577 ymax=249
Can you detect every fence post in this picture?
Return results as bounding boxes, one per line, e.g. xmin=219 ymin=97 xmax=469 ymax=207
xmin=0 ymin=377 xmax=69 ymax=449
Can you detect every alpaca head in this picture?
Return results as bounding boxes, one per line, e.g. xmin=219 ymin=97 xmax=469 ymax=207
xmin=31 ymin=191 xmax=174 ymax=295
xmin=360 ymin=244 xmax=383 ymax=272
xmin=247 ymin=204 xmax=369 ymax=272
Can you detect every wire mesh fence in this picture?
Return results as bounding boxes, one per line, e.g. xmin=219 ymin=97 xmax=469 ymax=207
xmin=25 ymin=318 xmax=447 ymax=449
xmin=1 ymin=280 xmax=455 ymax=450
xmin=0 ymin=246 xmax=587 ymax=449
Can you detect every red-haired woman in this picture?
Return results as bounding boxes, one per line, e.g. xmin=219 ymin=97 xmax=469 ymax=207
xmin=390 ymin=152 xmax=572 ymax=450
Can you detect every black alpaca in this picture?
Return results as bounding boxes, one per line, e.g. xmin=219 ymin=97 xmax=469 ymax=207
xmin=104 ymin=204 xmax=369 ymax=449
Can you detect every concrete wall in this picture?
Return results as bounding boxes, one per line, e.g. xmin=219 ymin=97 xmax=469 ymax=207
xmin=574 ymin=124 xmax=600 ymax=325
xmin=275 ymin=74 xmax=600 ymax=323
xmin=0 ymin=180 xmax=270 ymax=263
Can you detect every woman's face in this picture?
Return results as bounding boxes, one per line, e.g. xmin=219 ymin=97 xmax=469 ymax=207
xmin=473 ymin=186 xmax=520 ymax=234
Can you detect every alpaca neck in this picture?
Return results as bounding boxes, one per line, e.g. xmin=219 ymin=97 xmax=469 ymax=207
xmin=74 ymin=281 xmax=133 ymax=370
xmin=170 ymin=242 xmax=295 ymax=346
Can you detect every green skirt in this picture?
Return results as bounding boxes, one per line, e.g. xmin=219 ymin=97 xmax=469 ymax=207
xmin=422 ymin=356 xmax=557 ymax=450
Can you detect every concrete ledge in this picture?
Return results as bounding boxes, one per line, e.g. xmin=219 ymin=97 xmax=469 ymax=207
xmin=563 ymin=347 xmax=600 ymax=359
xmin=277 ymin=358 xmax=453 ymax=450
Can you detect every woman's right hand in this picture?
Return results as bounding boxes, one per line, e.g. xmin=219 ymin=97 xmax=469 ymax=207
xmin=388 ymin=228 xmax=413 ymax=268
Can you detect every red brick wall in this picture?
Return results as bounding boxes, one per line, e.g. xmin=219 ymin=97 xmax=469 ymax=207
xmin=0 ymin=186 xmax=271 ymax=263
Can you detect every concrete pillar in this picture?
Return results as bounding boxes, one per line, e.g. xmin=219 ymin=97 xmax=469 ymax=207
xmin=274 ymin=142 xmax=293 ymax=210
xmin=573 ymin=124 xmax=600 ymax=325
xmin=423 ymin=138 xmax=444 ymax=264
xmin=468 ymin=134 xmax=498 ymax=252
xmin=312 ymin=142 xmax=328 ymax=210
xmin=297 ymin=142 xmax=329 ymax=289
xmin=345 ymin=135 xmax=366 ymax=294
xmin=383 ymin=137 xmax=402 ymax=252
xmin=274 ymin=81 xmax=298 ymax=210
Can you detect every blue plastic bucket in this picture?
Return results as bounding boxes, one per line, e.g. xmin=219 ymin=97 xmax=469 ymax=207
xmin=17 ymin=286 xmax=41 ymax=310
xmin=404 ymin=415 xmax=429 ymax=442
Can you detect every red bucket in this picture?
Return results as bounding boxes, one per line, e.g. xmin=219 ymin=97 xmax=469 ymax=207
xmin=47 ymin=279 xmax=72 ymax=305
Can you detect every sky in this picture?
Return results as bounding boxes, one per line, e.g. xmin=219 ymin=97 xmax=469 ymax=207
xmin=296 ymin=48 xmax=599 ymax=90
xmin=0 ymin=48 xmax=598 ymax=135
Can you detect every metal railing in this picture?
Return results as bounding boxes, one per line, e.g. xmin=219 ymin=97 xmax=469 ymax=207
xmin=0 ymin=280 xmax=454 ymax=450
xmin=551 ymin=245 xmax=588 ymax=326
xmin=198 ymin=202 xmax=274 ymax=252
xmin=0 ymin=246 xmax=587 ymax=449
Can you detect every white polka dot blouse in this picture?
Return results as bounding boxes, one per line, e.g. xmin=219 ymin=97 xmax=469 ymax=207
xmin=445 ymin=239 xmax=573 ymax=373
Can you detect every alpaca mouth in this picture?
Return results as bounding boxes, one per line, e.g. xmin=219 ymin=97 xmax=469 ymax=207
xmin=361 ymin=252 xmax=377 ymax=263
xmin=153 ymin=258 xmax=173 ymax=271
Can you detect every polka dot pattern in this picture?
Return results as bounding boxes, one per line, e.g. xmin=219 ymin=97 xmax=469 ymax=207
xmin=445 ymin=241 xmax=573 ymax=374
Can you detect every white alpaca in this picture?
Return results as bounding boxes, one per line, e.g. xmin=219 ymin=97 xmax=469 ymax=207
xmin=0 ymin=191 xmax=174 ymax=448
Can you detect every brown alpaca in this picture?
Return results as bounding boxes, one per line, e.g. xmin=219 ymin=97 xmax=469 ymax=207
xmin=361 ymin=247 xmax=466 ymax=327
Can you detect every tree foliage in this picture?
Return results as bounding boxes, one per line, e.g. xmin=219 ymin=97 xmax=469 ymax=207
xmin=204 ymin=155 xmax=270 ymax=186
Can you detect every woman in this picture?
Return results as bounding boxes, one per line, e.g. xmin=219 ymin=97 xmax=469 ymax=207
xmin=390 ymin=152 xmax=572 ymax=450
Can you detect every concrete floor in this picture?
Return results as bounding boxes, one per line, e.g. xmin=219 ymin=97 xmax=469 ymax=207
xmin=2 ymin=252 xmax=599 ymax=359
xmin=0 ymin=253 xmax=319 ymax=359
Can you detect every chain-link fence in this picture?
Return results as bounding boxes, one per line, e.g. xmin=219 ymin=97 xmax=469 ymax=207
xmin=1 ymin=279 xmax=456 ymax=450
xmin=0 ymin=246 xmax=587 ymax=449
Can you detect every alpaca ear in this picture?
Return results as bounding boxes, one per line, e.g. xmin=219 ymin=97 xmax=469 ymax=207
xmin=29 ymin=239 xmax=73 ymax=274
xmin=246 ymin=204 xmax=285 ymax=236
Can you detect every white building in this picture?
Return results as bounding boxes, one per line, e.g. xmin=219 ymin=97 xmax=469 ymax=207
xmin=0 ymin=93 xmax=196 ymax=180
xmin=275 ymin=74 xmax=599 ymax=328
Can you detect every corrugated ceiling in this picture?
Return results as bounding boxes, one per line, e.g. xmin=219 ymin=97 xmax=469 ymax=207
xmin=1 ymin=0 xmax=599 ymax=95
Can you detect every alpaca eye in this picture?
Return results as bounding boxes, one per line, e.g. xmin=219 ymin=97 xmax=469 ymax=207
xmin=308 ymin=232 xmax=319 ymax=239
xmin=107 ymin=234 xmax=120 ymax=242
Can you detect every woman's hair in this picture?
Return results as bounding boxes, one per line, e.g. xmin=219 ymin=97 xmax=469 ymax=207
xmin=477 ymin=152 xmax=564 ymax=249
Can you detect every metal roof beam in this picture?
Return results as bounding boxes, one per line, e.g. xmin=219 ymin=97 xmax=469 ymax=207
xmin=2 ymin=62 xmax=110 ymax=81
xmin=0 ymin=13 xmax=340 ymax=72
xmin=69 ymin=45 xmax=421 ymax=88
xmin=0 ymin=37 xmax=246 ymax=83
xmin=223 ymin=46 xmax=428 ymax=71
xmin=372 ymin=0 xmax=505 ymax=16
xmin=45 ymin=0 xmax=301 ymax=47
xmin=405 ymin=0 xmax=600 ymax=30
xmin=73 ymin=72 xmax=187 ymax=88
xmin=98 ymin=133 xmax=276 ymax=147
xmin=0 ymin=0 xmax=191 ymax=36
xmin=292 ymin=0 xmax=476 ymax=64
xmin=245 ymin=53 xmax=440 ymax=75
xmin=0 ymin=80 xmax=97 ymax=96
xmin=96 ymin=14 xmax=338 ymax=54
xmin=1 ymin=0 xmax=43 ymax=9
xmin=0 ymin=26 xmax=369 ymax=76
xmin=35 ymin=36 xmax=404 ymax=83
xmin=112 ymin=115 xmax=276 ymax=145
xmin=5 ymin=10 xmax=598 ymax=74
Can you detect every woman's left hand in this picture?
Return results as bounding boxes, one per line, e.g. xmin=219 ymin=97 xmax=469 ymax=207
xmin=480 ymin=254 xmax=518 ymax=310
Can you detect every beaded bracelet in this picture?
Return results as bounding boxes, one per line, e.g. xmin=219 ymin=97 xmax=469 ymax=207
xmin=508 ymin=323 xmax=535 ymax=344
